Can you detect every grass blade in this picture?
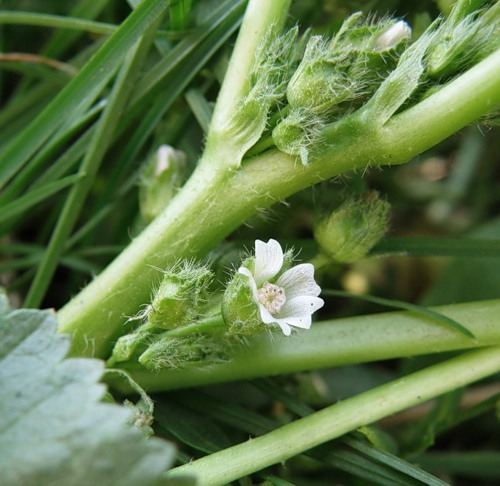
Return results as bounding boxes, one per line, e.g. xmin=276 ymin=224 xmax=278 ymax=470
xmin=373 ymin=237 xmax=500 ymax=258
xmin=0 ymin=173 xmax=83 ymax=224
xmin=23 ymin=29 xmax=157 ymax=308
xmin=0 ymin=0 xmax=169 ymax=190
xmin=323 ymin=289 xmax=475 ymax=339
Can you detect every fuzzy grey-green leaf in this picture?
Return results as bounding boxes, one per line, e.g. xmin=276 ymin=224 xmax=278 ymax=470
xmin=0 ymin=290 xmax=175 ymax=486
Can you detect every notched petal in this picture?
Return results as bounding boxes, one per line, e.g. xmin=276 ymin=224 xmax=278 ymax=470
xmin=276 ymin=263 xmax=321 ymax=299
xmin=254 ymin=239 xmax=284 ymax=284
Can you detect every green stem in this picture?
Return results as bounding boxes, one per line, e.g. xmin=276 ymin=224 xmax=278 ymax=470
xmin=58 ymin=47 xmax=500 ymax=358
xmin=166 ymin=345 xmax=500 ymax=485
xmin=373 ymin=48 xmax=500 ymax=166
xmin=208 ymin=0 xmax=291 ymax=135
xmin=109 ymin=299 xmax=500 ymax=392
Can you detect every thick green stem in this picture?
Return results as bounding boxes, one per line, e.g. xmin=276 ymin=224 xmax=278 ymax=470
xmin=110 ymin=299 xmax=500 ymax=392
xmin=166 ymin=345 xmax=500 ymax=485
xmin=373 ymin=48 xmax=500 ymax=165
xmin=58 ymin=47 xmax=500 ymax=358
xmin=208 ymin=0 xmax=291 ymax=133
xmin=57 ymin=0 xmax=293 ymax=357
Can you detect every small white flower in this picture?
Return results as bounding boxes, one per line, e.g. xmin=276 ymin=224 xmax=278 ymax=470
xmin=375 ymin=20 xmax=411 ymax=51
xmin=239 ymin=239 xmax=324 ymax=336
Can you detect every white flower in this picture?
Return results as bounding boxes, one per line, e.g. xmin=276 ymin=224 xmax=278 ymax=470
xmin=239 ymin=239 xmax=324 ymax=336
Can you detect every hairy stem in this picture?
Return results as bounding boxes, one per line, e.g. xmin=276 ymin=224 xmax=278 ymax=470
xmin=58 ymin=47 xmax=500 ymax=358
xmin=108 ymin=299 xmax=500 ymax=392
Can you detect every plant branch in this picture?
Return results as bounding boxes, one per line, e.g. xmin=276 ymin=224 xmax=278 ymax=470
xmin=109 ymin=299 xmax=500 ymax=392
xmin=208 ymin=0 xmax=291 ymax=135
xmin=58 ymin=46 xmax=500 ymax=359
xmin=166 ymin=345 xmax=500 ymax=485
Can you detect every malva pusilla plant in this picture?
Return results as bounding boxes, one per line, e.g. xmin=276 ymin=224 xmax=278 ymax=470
xmin=1 ymin=0 xmax=500 ymax=484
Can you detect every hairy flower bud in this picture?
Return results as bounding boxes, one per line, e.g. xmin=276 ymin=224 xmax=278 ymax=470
xmin=138 ymin=334 xmax=230 ymax=371
xmin=148 ymin=262 xmax=213 ymax=329
xmin=272 ymin=108 xmax=322 ymax=165
xmin=139 ymin=145 xmax=186 ymax=223
xmin=108 ymin=322 xmax=154 ymax=365
xmin=375 ymin=20 xmax=411 ymax=51
xmin=314 ymin=192 xmax=390 ymax=263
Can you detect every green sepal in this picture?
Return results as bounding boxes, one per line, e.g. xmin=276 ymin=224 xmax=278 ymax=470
xmin=222 ymin=269 xmax=266 ymax=336
xmin=108 ymin=321 xmax=156 ymax=366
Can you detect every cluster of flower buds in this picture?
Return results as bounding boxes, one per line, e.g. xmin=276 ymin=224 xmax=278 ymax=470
xmin=109 ymin=239 xmax=325 ymax=371
xmin=109 ymin=261 xmax=215 ymax=369
xmin=272 ymin=14 xmax=411 ymax=165
xmin=427 ymin=0 xmax=500 ymax=78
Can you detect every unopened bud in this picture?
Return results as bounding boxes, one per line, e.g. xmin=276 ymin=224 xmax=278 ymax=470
xmin=272 ymin=109 xmax=321 ymax=165
xmin=149 ymin=263 xmax=213 ymax=329
xmin=314 ymin=192 xmax=390 ymax=263
xmin=139 ymin=145 xmax=186 ymax=223
xmin=375 ymin=21 xmax=411 ymax=51
xmin=138 ymin=334 xmax=229 ymax=371
xmin=108 ymin=322 xmax=154 ymax=365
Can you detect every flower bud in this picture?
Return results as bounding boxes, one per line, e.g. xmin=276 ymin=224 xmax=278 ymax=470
xmin=138 ymin=334 xmax=229 ymax=371
xmin=148 ymin=262 xmax=213 ymax=329
xmin=314 ymin=192 xmax=390 ymax=263
xmin=287 ymin=36 xmax=354 ymax=113
xmin=272 ymin=109 xmax=322 ymax=165
xmin=375 ymin=21 xmax=411 ymax=51
xmin=108 ymin=322 xmax=154 ymax=365
xmin=139 ymin=145 xmax=186 ymax=223
xmin=427 ymin=2 xmax=499 ymax=78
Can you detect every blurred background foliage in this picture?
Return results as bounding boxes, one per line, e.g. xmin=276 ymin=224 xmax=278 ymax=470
xmin=0 ymin=0 xmax=499 ymax=484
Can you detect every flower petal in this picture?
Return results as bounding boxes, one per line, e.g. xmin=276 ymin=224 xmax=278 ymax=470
xmin=254 ymin=239 xmax=283 ymax=285
xmin=277 ymin=322 xmax=292 ymax=336
xmin=238 ymin=267 xmax=259 ymax=300
xmin=258 ymin=304 xmax=293 ymax=335
xmin=258 ymin=304 xmax=275 ymax=324
xmin=275 ymin=314 xmax=312 ymax=330
xmin=278 ymin=295 xmax=324 ymax=319
xmin=276 ymin=263 xmax=321 ymax=300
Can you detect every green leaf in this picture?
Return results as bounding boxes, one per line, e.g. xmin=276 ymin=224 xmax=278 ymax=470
xmin=0 ymin=289 xmax=175 ymax=486
xmin=0 ymin=173 xmax=83 ymax=224
xmin=323 ymin=289 xmax=475 ymax=339
xmin=155 ymin=399 xmax=233 ymax=454
xmin=170 ymin=0 xmax=193 ymax=31
xmin=416 ymin=452 xmax=500 ymax=479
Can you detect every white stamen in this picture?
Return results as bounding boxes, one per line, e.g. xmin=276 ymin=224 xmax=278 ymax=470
xmin=258 ymin=282 xmax=286 ymax=314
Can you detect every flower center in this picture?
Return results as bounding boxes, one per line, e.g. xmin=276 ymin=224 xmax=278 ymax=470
xmin=258 ymin=282 xmax=286 ymax=314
